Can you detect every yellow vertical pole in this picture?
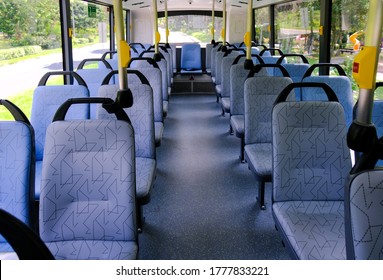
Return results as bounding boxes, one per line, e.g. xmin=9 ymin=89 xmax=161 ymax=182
xmin=352 ymin=0 xmax=383 ymax=124
xmin=113 ymin=0 xmax=130 ymax=90
xmin=244 ymin=0 xmax=253 ymax=69
xmin=152 ymin=0 xmax=161 ymax=60
xmin=348 ymin=0 xmax=383 ymax=172
xmin=222 ymin=0 xmax=227 ymax=48
xmin=165 ymin=0 xmax=169 ymax=46
xmin=212 ymin=1 xmax=215 ymax=43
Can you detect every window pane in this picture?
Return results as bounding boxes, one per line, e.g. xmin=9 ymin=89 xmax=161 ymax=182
xmin=158 ymin=15 xmax=223 ymax=45
xmin=71 ymin=0 xmax=110 ymax=68
xmin=331 ymin=0 xmax=383 ymax=99
xmin=254 ymin=7 xmax=270 ymax=47
xmin=0 ymin=0 xmax=62 ymax=119
xmin=275 ymin=0 xmax=320 ymax=63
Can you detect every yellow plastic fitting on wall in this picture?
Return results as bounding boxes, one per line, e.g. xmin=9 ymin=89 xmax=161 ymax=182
xmin=120 ymin=40 xmax=131 ymax=68
xmin=155 ymin=31 xmax=161 ymax=44
xmin=352 ymin=46 xmax=379 ymax=90
xmin=221 ymin=28 xmax=225 ymax=39
xmin=244 ymin=32 xmax=251 ymax=48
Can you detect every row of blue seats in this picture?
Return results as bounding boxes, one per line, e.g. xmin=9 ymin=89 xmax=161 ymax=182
xmin=0 ymin=95 xmax=137 ymax=259
xmin=209 ymin=43 xmax=383 ymax=259
xmin=0 ymin=42 xmax=176 ymax=259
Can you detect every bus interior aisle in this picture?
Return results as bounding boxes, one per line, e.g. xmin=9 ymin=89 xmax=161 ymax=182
xmin=138 ymin=75 xmax=290 ymax=260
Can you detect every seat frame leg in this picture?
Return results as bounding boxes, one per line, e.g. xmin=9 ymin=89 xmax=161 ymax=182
xmin=257 ymin=181 xmax=266 ymax=210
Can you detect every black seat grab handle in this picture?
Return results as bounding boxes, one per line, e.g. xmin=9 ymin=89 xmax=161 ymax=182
xmin=259 ymin=48 xmax=284 ymax=56
xmin=276 ymin=54 xmax=309 ymax=64
xmin=102 ymin=69 xmax=150 ymax=86
xmin=128 ymin=57 xmax=160 ymax=69
xmin=248 ymin=63 xmax=290 ymax=78
xmin=53 ymin=96 xmax=132 ymax=124
xmin=275 ymin=82 xmax=339 ymax=104
xmin=0 ymin=99 xmax=31 ymax=124
xmin=77 ymin=58 xmax=113 ymax=70
xmin=101 ymin=51 xmax=117 ymax=60
xmin=232 ymin=54 xmax=265 ymax=65
xmin=38 ymin=71 xmax=87 ymax=88
xmin=0 ymin=209 xmax=55 ymax=260
xmin=302 ymin=63 xmax=347 ymax=79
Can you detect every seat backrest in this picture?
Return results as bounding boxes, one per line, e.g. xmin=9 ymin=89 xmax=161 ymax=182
xmin=371 ymin=100 xmax=383 ymax=166
xmin=30 ymin=72 xmax=90 ymax=162
xmin=244 ymin=76 xmax=293 ymax=145
xmin=220 ymin=52 xmax=244 ymax=98
xmin=345 ymin=169 xmax=383 ymax=259
xmin=181 ymin=43 xmax=202 ymax=71
xmin=210 ymin=43 xmax=222 ymax=78
xmin=98 ymin=73 xmax=155 ymax=160
xmin=0 ymin=100 xmax=35 ymax=252
xmin=39 ymin=98 xmax=137 ymax=260
xmin=272 ymin=84 xmax=351 ymax=202
xmin=205 ymin=43 xmax=212 ymax=71
xmin=140 ymin=51 xmax=169 ymax=103
xmin=302 ymin=75 xmax=353 ymax=127
xmin=229 ymin=56 xmax=266 ymax=116
xmin=127 ymin=66 xmax=163 ymax=123
xmin=76 ymin=58 xmax=114 ymax=119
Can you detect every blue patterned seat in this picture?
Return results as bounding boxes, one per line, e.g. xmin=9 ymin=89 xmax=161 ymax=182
xmin=98 ymin=70 xmax=156 ymax=231
xmin=301 ymin=63 xmax=354 ymax=127
xmin=140 ymin=51 xmax=170 ymax=117
xmin=39 ymin=98 xmax=137 ymax=260
xmin=272 ymin=84 xmax=352 ymax=259
xmin=129 ymin=58 xmax=164 ymax=146
xmin=345 ymin=170 xmax=383 ymax=259
xmin=181 ymin=43 xmax=202 ymax=73
xmin=244 ymin=75 xmax=293 ymax=209
xmin=31 ymin=72 xmax=90 ymax=201
xmin=229 ymin=55 xmax=266 ymax=162
xmin=0 ymin=100 xmax=35 ymax=257
xmin=76 ymin=58 xmax=114 ymax=119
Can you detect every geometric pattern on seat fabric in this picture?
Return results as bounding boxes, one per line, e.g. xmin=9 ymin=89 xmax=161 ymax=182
xmin=0 ymin=121 xmax=34 ymax=252
xmin=347 ymin=170 xmax=383 ymax=259
xmin=39 ymin=120 xmax=137 ymax=260
xmin=245 ymin=76 xmax=293 ymax=145
xmin=46 ymin=240 xmax=138 ymax=260
xmin=98 ymin=83 xmax=156 ymax=202
xmin=273 ymin=200 xmax=346 ymax=260
xmin=76 ymin=68 xmax=113 ymax=119
xmin=272 ymin=101 xmax=351 ymax=202
xmin=31 ymin=85 xmax=89 ymax=200
xmin=272 ymin=101 xmax=352 ymax=260
xmin=302 ymin=76 xmax=354 ymax=127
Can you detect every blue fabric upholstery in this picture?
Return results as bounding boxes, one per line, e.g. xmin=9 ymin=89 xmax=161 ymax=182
xmin=39 ymin=119 xmax=137 ymax=260
xmin=31 ymin=85 xmax=89 ymax=200
xmin=229 ymin=59 xmax=267 ymax=160
xmin=205 ymin=43 xmax=212 ymax=73
xmin=278 ymin=64 xmax=310 ymax=100
xmin=76 ymin=68 xmax=113 ymax=119
xmin=272 ymin=101 xmax=352 ymax=259
xmin=181 ymin=43 xmax=202 ymax=71
xmin=371 ymin=100 xmax=383 ymax=167
xmin=244 ymin=76 xmax=293 ymax=208
xmin=346 ymin=170 xmax=383 ymax=259
xmin=302 ymin=76 xmax=354 ymax=127
xmin=220 ymin=53 xmax=243 ymax=114
xmin=0 ymin=120 xmax=35 ymax=252
xmin=98 ymin=83 xmax=156 ymax=203
xmin=128 ymin=67 xmax=164 ymax=146
xmin=141 ymin=53 xmax=169 ymax=113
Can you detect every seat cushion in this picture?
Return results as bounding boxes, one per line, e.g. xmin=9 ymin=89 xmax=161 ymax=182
xmin=221 ymin=97 xmax=230 ymax=113
xmin=230 ymin=115 xmax=244 ymax=138
xmin=273 ymin=200 xmax=346 ymax=260
xmin=46 ymin=240 xmax=138 ymax=260
xmin=244 ymin=143 xmax=272 ymax=178
xmin=136 ymin=157 xmax=156 ymax=204
xmin=155 ymin=122 xmax=164 ymax=146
